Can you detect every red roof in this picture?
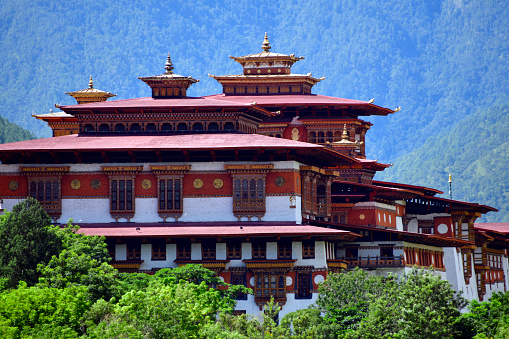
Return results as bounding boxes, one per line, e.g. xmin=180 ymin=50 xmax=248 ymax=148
xmin=0 ymin=133 xmax=320 ymax=152
xmin=76 ymin=222 xmax=355 ymax=238
xmin=475 ymin=223 xmax=509 ymax=234
xmin=372 ymin=180 xmax=443 ymax=196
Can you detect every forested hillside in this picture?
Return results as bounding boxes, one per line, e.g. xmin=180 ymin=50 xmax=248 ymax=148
xmin=0 ymin=0 xmax=507 ymax=220
xmin=0 ymin=116 xmax=34 ymax=144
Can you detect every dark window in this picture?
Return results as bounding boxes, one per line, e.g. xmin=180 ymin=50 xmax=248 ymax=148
xmin=302 ymin=240 xmax=315 ymax=259
xmin=111 ymin=179 xmax=134 ymax=212
xmin=233 ymin=177 xmax=265 ymax=215
xmin=177 ymin=123 xmax=188 ymax=131
xmin=106 ymin=241 xmax=116 ymax=261
xmin=29 ymin=179 xmax=61 ymax=213
xmin=83 ymin=124 xmax=94 ymax=133
xmin=278 ymin=241 xmax=292 ymax=259
xmin=317 ymin=131 xmax=325 ymax=143
xmin=202 ymin=242 xmax=216 ymax=260
xmin=296 ymin=272 xmax=312 ymax=299
xmin=345 ymin=245 xmax=359 ymax=259
xmin=231 ymin=273 xmax=247 ymax=300
xmin=309 ymin=132 xmax=316 ymax=143
xmin=224 ymin=122 xmax=235 ymax=131
xmin=151 ymin=239 xmax=166 ymax=260
xmin=158 ymin=178 xmax=182 ymax=212
xmin=208 ymin=122 xmax=219 ymax=131
xmin=227 ymin=240 xmax=242 ymax=260
xmin=177 ymin=241 xmax=191 ymax=260
xmin=127 ymin=241 xmax=141 ymax=260
xmin=252 ymin=241 xmax=266 ymax=260
xmin=192 ymin=123 xmax=204 ymax=131
xmin=130 ymin=123 xmax=141 ymax=132
xmin=146 ymin=123 xmax=157 ymax=132
xmin=98 ymin=124 xmax=110 ymax=132
xmin=380 ymin=245 xmax=394 ymax=259
xmin=161 ymin=123 xmax=172 ymax=132
xmin=114 ymin=124 xmax=125 ymax=132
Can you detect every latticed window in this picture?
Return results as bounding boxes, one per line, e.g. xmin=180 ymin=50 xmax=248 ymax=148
xmin=29 ymin=179 xmax=61 ymax=211
xmin=296 ymin=272 xmax=312 ymax=299
xmin=151 ymin=239 xmax=166 ymax=261
xmin=252 ymin=241 xmax=266 ymax=260
xmin=111 ymin=179 xmax=134 ymax=212
xmin=278 ymin=241 xmax=292 ymax=259
xmin=233 ymin=178 xmax=265 ymax=214
xmin=254 ymin=273 xmax=286 ymax=300
xmin=177 ymin=241 xmax=191 ymax=260
xmin=231 ymin=273 xmax=247 ymax=300
xmin=158 ymin=178 xmax=182 ymax=212
xmin=127 ymin=241 xmax=141 ymax=260
xmin=302 ymin=240 xmax=315 ymax=259
xmin=202 ymin=242 xmax=216 ymax=260
xmin=227 ymin=240 xmax=242 ymax=260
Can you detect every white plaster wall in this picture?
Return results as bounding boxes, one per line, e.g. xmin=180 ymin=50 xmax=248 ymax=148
xmin=131 ymin=198 xmax=160 ymax=223
xmin=139 ymin=244 xmax=152 ymax=270
xmin=355 ymin=201 xmax=395 ymax=211
xmin=396 ymin=216 xmax=403 ymax=231
xmin=180 ymin=197 xmax=236 ymax=222
xmin=191 ymin=243 xmax=202 ymax=260
xmin=166 ymin=244 xmax=177 ymax=267
xmin=292 ymin=240 xmax=328 ymax=268
xmin=407 ymin=213 xmax=451 ymax=221
xmin=279 ymin=293 xmax=319 ymax=319
xmin=265 ymin=196 xmax=302 ymax=223
xmin=267 ymin=242 xmax=277 ymax=260
xmin=407 ymin=218 xmax=418 ymax=233
xmin=484 ymin=281 xmax=507 ymax=300
xmin=505 ymin=255 xmax=509 ymax=293
xmin=59 ymin=198 xmax=114 ymax=224
xmin=272 ymin=161 xmax=302 ymax=170
xmin=0 ymin=198 xmax=24 ymax=214
xmin=443 ymin=247 xmax=479 ymax=301
xmin=216 ymin=243 xmax=227 ymax=260
xmin=234 ymin=295 xmax=264 ymax=316
xmin=0 ymin=164 xmax=22 ymax=173
xmin=115 ymin=244 xmax=127 ymax=261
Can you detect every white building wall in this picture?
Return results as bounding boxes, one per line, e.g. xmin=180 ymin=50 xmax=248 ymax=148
xmin=443 ymin=247 xmax=479 ymax=301
xmin=266 ymin=242 xmax=277 ymax=260
xmin=115 ymin=244 xmax=127 ymax=261
xmin=59 ymin=198 xmax=114 ymax=224
xmin=216 ymin=243 xmax=227 ymax=260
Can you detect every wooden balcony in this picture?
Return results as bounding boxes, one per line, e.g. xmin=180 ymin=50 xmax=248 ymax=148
xmin=110 ymin=260 xmax=144 ymax=273
xmin=340 ymin=255 xmax=405 ymax=269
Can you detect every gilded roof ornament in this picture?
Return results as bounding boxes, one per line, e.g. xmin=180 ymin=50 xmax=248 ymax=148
xmin=88 ymin=75 xmax=94 ymax=88
xmin=164 ymin=53 xmax=174 ymax=74
xmin=262 ymin=32 xmax=271 ymax=53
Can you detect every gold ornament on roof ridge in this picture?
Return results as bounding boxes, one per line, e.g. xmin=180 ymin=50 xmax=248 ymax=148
xmin=262 ymin=32 xmax=271 ymax=53
xmin=164 ymin=53 xmax=174 ymax=74
xmin=88 ymin=75 xmax=94 ymax=88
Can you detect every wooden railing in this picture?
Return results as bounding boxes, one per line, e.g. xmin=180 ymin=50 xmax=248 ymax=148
xmin=340 ymin=255 xmax=405 ymax=269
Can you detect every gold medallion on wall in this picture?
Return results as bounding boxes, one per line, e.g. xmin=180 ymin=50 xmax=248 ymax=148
xmin=71 ymin=179 xmax=81 ymax=190
xmin=8 ymin=180 xmax=18 ymax=191
xmin=141 ymin=179 xmax=152 ymax=189
xmin=275 ymin=176 xmax=285 ymax=187
xmin=213 ymin=178 xmax=224 ymax=189
xmin=193 ymin=178 xmax=204 ymax=189
xmin=91 ymin=179 xmax=101 ymax=189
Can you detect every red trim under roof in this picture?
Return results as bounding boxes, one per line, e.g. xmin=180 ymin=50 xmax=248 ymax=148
xmin=75 ymin=222 xmax=358 ymax=238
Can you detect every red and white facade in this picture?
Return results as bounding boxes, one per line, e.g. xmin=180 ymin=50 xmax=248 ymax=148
xmin=0 ymin=35 xmax=505 ymax=314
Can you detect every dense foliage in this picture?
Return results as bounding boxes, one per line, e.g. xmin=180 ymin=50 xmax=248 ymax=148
xmin=0 ymin=116 xmax=35 ymax=144
xmin=0 ymin=0 xmax=507 ymax=220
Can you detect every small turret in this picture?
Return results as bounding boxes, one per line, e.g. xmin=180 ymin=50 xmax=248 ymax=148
xmin=139 ymin=53 xmax=199 ymax=99
xmin=65 ymin=75 xmax=116 ymax=104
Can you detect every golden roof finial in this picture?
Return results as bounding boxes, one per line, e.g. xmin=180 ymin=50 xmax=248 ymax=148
xmin=164 ymin=53 xmax=174 ymax=74
xmin=88 ymin=75 xmax=94 ymax=88
xmin=341 ymin=124 xmax=349 ymax=140
xmin=262 ymin=32 xmax=271 ymax=53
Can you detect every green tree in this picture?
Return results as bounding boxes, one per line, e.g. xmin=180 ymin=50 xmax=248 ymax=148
xmin=37 ymin=222 xmax=119 ymax=302
xmin=0 ymin=198 xmax=62 ymax=288
xmin=355 ymin=269 xmax=467 ymax=339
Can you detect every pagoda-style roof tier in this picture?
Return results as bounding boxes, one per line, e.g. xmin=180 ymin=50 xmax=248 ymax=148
xmin=65 ymin=76 xmax=116 ymax=104
xmin=475 ymin=223 xmax=509 ymax=235
xmin=372 ymin=180 xmax=443 ymax=196
xmin=0 ymin=133 xmax=366 ymax=168
xmin=34 ymin=111 xmax=76 ymax=121
xmin=75 ymin=221 xmax=359 ymax=241
xmin=138 ymin=53 xmax=199 ymax=99
xmin=229 ymin=33 xmax=305 ymax=76
xmin=203 ymin=94 xmax=394 ymax=117
xmin=405 ymin=194 xmax=497 ymax=215
xmin=332 ymin=180 xmax=422 ymax=201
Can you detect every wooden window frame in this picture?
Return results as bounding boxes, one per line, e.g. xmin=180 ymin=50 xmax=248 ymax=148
xmin=110 ymin=178 xmax=135 ymax=214
xmin=231 ymin=273 xmax=248 ymax=300
xmin=127 ymin=241 xmax=141 ymax=261
xmin=151 ymin=239 xmax=166 ymax=261
xmin=254 ymin=273 xmax=286 ymax=301
xmin=202 ymin=242 xmax=216 ymax=260
xmin=278 ymin=240 xmax=292 ymax=260
xmin=158 ymin=177 xmax=183 ymax=213
xmin=233 ymin=176 xmax=266 ymax=219
xmin=302 ymin=240 xmax=315 ymax=259
xmin=227 ymin=240 xmax=242 ymax=260
xmin=252 ymin=241 xmax=266 ymax=260
xmin=28 ymin=177 xmax=62 ymax=217
xmin=296 ymin=272 xmax=312 ymax=299
xmin=177 ymin=241 xmax=191 ymax=260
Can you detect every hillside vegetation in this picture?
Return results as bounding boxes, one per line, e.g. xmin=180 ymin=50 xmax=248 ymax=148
xmin=0 ymin=0 xmax=507 ymax=221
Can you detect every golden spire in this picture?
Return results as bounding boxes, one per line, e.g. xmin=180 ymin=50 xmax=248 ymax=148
xmin=341 ymin=124 xmax=349 ymax=140
xmin=262 ymin=32 xmax=271 ymax=53
xmin=88 ymin=75 xmax=94 ymax=88
xmin=164 ymin=53 xmax=174 ymax=74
